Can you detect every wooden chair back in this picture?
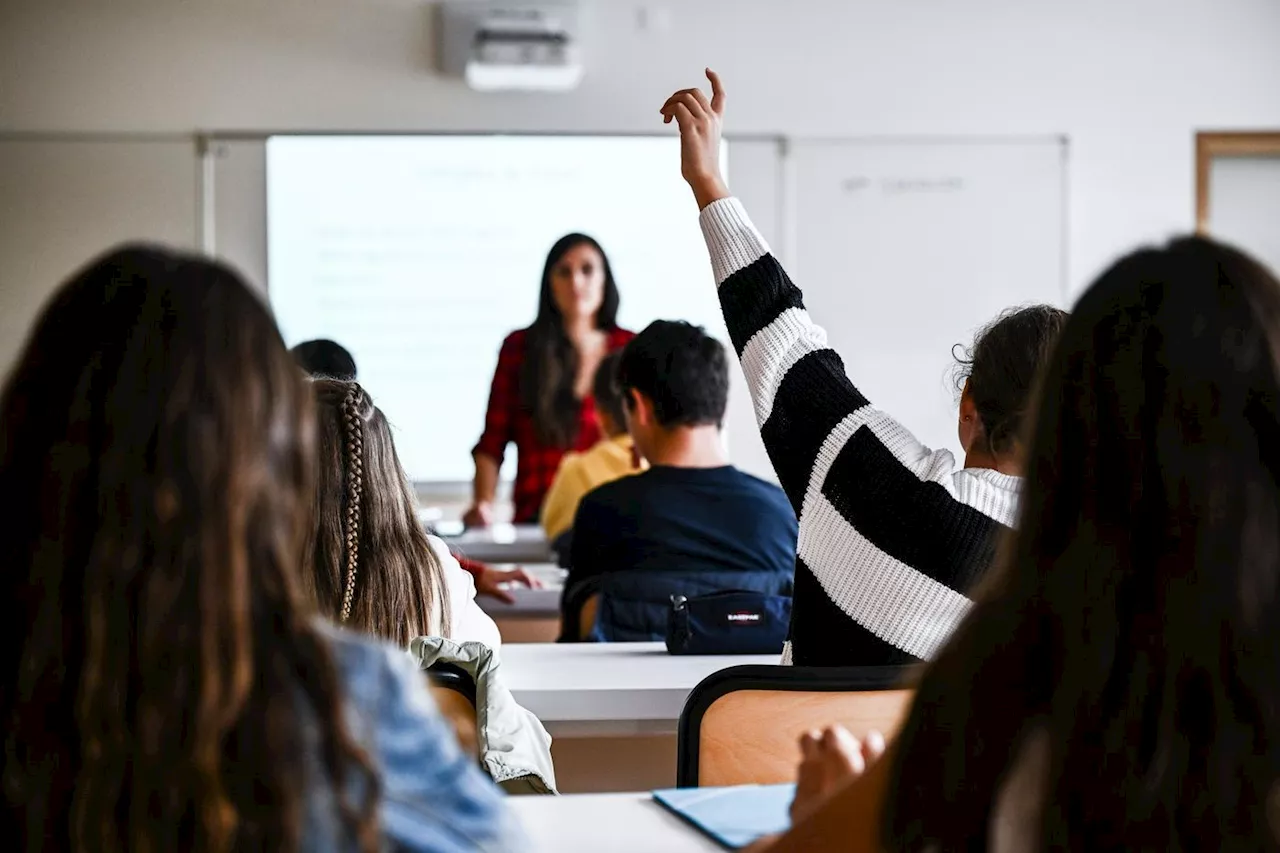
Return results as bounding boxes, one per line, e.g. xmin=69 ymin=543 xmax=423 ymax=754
xmin=677 ymin=665 xmax=915 ymax=787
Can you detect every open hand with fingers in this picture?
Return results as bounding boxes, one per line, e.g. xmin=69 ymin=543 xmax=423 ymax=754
xmin=660 ymin=68 xmax=731 ymax=209
xmin=790 ymin=727 xmax=887 ymax=827
xmin=474 ymin=564 xmax=544 ymax=604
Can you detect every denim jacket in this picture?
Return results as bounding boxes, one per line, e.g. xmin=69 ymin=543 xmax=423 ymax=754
xmin=302 ymin=624 xmax=524 ymax=852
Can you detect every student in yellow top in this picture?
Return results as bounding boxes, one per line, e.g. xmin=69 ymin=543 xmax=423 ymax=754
xmin=541 ymin=351 xmax=644 ymax=549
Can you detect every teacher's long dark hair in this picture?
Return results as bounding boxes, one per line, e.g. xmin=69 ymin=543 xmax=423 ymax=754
xmin=0 ymin=247 xmax=379 ymax=852
xmin=882 ymin=237 xmax=1280 ymax=851
xmin=520 ymin=233 xmax=621 ymax=447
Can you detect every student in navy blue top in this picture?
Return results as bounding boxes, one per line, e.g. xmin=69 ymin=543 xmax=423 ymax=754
xmin=561 ymin=320 xmax=797 ymax=641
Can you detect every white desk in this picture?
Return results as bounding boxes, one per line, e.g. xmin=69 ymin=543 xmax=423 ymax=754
xmin=500 ymin=642 xmax=778 ymax=737
xmin=509 ymin=793 xmax=723 ymax=853
xmin=442 ymin=524 xmax=552 ymax=564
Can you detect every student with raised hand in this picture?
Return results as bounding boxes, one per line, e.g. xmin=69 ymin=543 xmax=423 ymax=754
xmin=0 ymin=247 xmax=519 ymax=852
xmin=303 ymin=378 xmax=501 ymax=649
xmin=661 ymin=70 xmax=1065 ymax=666
xmin=759 ymin=234 xmax=1280 ymax=850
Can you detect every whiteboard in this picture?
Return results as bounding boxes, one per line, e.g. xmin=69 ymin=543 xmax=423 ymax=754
xmin=788 ymin=139 xmax=1067 ymax=461
xmin=208 ymin=134 xmax=1065 ymax=487
xmin=265 ymin=135 xmax=739 ymax=484
xmin=0 ymin=136 xmax=199 ymax=375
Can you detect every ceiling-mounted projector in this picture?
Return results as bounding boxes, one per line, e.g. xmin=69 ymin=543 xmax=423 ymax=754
xmin=439 ymin=2 xmax=583 ymax=93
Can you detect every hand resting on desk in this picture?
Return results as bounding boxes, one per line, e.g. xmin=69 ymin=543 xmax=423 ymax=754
xmin=475 ymin=565 xmax=545 ymax=604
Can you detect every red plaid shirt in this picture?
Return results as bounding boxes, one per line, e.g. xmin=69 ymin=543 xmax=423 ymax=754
xmin=474 ymin=326 xmax=635 ymax=523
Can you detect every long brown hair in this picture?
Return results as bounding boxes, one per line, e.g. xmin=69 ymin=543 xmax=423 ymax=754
xmin=884 ymin=238 xmax=1280 ymax=851
xmin=0 ymin=246 xmax=378 ymax=852
xmin=302 ymin=379 xmax=452 ymax=647
xmin=520 ymin=233 xmax=621 ymax=447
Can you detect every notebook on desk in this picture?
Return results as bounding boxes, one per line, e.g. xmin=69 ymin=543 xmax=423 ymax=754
xmin=652 ymin=784 xmax=795 ymax=849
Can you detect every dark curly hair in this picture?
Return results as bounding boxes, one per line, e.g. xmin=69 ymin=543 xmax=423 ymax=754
xmin=953 ymin=304 xmax=1068 ymax=454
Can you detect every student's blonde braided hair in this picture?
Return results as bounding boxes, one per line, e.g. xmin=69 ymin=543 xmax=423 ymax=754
xmin=339 ymin=383 xmax=364 ymax=622
xmin=302 ymin=378 xmax=452 ymax=645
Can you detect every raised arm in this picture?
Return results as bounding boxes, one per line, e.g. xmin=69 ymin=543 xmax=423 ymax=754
xmin=698 ymin=197 xmax=875 ymax=506
xmin=660 ymin=71 xmax=944 ymax=509
xmin=662 ymin=73 xmax=1013 ymax=666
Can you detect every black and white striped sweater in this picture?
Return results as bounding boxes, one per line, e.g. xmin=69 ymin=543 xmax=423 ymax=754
xmin=700 ymin=198 xmax=1022 ymax=666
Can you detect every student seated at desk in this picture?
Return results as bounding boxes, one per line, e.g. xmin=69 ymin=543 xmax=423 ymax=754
xmin=540 ymin=351 xmax=646 ymax=555
xmin=291 ymin=339 xmax=540 ymax=605
xmin=296 ymin=371 xmax=537 ymax=604
xmin=303 ymin=379 xmax=501 ymax=649
xmin=304 ymin=380 xmax=556 ymax=793
xmin=560 ymin=320 xmax=797 ymax=642
xmin=0 ymin=247 xmax=519 ymax=852
xmin=655 ymin=133 xmax=1280 ymax=853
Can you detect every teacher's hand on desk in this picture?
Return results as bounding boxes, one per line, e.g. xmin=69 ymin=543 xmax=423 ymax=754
xmin=462 ymin=501 xmax=494 ymax=529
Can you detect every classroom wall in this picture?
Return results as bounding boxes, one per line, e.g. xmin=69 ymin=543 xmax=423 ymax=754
xmin=1 ymin=0 xmax=1278 ymax=304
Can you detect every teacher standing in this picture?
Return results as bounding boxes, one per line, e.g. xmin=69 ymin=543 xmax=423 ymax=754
xmin=465 ymin=234 xmax=635 ymax=527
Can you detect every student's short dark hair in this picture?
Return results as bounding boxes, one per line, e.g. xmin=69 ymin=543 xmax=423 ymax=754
xmin=592 ymin=351 xmax=627 ymax=430
xmin=616 ymin=320 xmax=729 ymax=429
xmin=292 ymin=339 xmax=357 ymax=381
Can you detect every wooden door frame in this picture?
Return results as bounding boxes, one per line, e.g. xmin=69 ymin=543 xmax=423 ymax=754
xmin=1196 ymin=132 xmax=1280 ymax=234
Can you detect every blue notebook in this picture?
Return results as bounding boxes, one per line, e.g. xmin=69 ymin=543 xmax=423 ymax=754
xmin=652 ymin=783 xmax=796 ymax=849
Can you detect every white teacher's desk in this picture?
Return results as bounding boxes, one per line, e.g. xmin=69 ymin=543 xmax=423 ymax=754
xmin=500 ymin=642 xmax=779 ymax=793
xmin=509 ymin=793 xmax=723 ymax=853
xmin=442 ymin=524 xmax=552 ymax=564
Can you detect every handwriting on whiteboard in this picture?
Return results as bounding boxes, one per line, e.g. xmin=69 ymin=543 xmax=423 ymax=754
xmin=841 ymin=176 xmax=965 ymax=194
